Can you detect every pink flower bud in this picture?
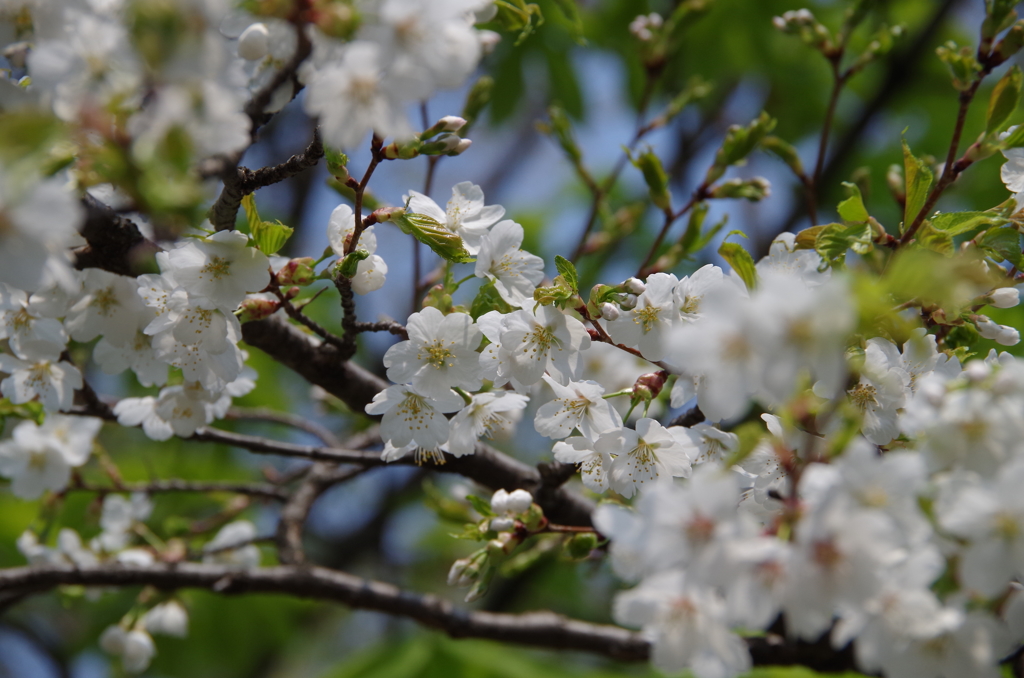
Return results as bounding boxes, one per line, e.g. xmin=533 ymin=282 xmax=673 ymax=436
xmin=275 ymin=257 xmax=317 ymax=286
xmin=237 ymin=294 xmax=280 ymax=322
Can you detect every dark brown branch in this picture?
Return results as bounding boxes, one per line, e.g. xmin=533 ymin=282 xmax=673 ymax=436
xmin=238 ymin=127 xmax=325 ymax=195
xmin=0 ymin=563 xmax=862 ymax=671
xmin=75 ymin=194 xmax=156 ymax=276
xmin=277 ymin=464 xmax=366 ymax=565
xmin=0 ymin=562 xmax=648 ymax=661
xmin=209 ymin=26 xmax=314 ymax=232
xmin=354 ymin=320 xmax=409 ymax=339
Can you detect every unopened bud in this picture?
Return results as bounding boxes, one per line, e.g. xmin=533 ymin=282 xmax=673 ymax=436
xmin=521 ymin=502 xmax=545 ymax=532
xmin=421 ymin=133 xmax=462 ymax=155
xmin=621 ymin=277 xmax=646 ymax=295
xmin=490 ymin=488 xmax=510 ymax=514
xmin=505 ymin=489 xmax=533 ymax=514
xmin=710 ymin=177 xmax=771 ymax=201
xmin=275 ymin=257 xmax=317 ymax=286
xmin=338 ymin=250 xmax=370 ymax=278
xmin=450 ymin=138 xmax=472 ymax=155
xmin=599 ymin=302 xmax=620 ymax=321
xmin=564 ymin=532 xmax=598 ymax=559
xmin=236 ymin=294 xmax=280 ymax=322
xmin=490 ymin=517 xmax=515 ymax=532
xmin=975 ymin=315 xmax=1018 ymax=345
xmin=619 ymin=294 xmax=638 ymax=310
xmin=238 ymin=23 xmax=270 ymax=61
xmin=447 ymin=550 xmax=487 ymax=586
xmin=989 ymin=287 xmax=1020 ymax=308
xmin=633 ymin=371 xmax=669 ymax=401
xmin=422 ymin=116 xmax=468 ymax=140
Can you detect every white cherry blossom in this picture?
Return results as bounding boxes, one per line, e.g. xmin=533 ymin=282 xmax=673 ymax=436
xmin=447 ymin=391 xmax=528 ymax=457
xmin=383 ymin=307 xmax=482 ymax=397
xmin=534 ymin=375 xmax=622 ymax=439
xmin=406 ymin=182 xmax=504 ymax=255
xmin=598 ymin=418 xmax=693 ymax=498
xmin=474 ymin=220 xmax=545 ymax=308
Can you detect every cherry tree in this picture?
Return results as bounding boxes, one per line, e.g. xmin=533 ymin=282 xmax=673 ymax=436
xmin=4 ymin=1 xmax=1024 ymax=677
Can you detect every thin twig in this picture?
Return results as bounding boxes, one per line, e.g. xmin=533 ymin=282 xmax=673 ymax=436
xmin=225 ymin=407 xmax=341 ymax=447
xmin=67 ymin=479 xmax=289 ymax=502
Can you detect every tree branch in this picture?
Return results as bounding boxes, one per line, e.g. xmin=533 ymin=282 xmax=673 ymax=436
xmin=0 ymin=562 xmax=649 ymax=661
xmin=0 ymin=562 xmax=862 ymax=671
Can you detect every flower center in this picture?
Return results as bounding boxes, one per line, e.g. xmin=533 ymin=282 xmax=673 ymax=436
xmin=527 ymin=325 xmax=555 ymax=354
xmin=812 ymin=539 xmax=843 ymax=570
xmin=685 ymin=513 xmax=716 ymax=543
xmin=8 ymin=307 xmax=30 ymax=332
xmin=679 ymin=295 xmax=701 ymax=315
xmin=847 ymin=383 xmax=878 ymax=410
xmin=91 ymin=287 xmax=119 ymax=316
xmin=414 ymin=447 xmax=446 ymax=466
xmin=420 ymin=340 xmax=454 ymax=369
xmin=200 ymin=256 xmax=231 ymax=280
xmin=995 ymin=512 xmax=1020 ymax=540
xmin=27 ymin=449 xmax=49 ymax=470
xmin=633 ymin=306 xmax=660 ymax=333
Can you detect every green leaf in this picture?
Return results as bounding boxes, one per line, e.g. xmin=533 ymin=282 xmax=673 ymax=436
xmin=693 ymin=213 xmax=730 ymax=253
xmin=979 ymin=226 xmax=1024 ymax=267
xmin=815 ymin=221 xmax=875 ymax=266
xmin=902 ymin=138 xmax=934 ymax=231
xmin=465 ymin=495 xmax=495 ymax=518
xmin=916 ymin=222 xmax=954 ymax=256
xmin=394 ymin=211 xmax=473 ymax=263
xmin=491 ymin=0 xmax=544 ymax=46
xmin=1003 ymin=124 xmax=1024 ymax=149
xmin=680 ymin=201 xmax=709 ymax=254
xmin=929 ymin=211 xmax=1008 ymax=236
xmin=0 ymin=398 xmax=45 ymax=425
xmin=629 ymin=147 xmax=671 ymax=211
xmin=241 ymin=193 xmax=260 ymax=235
xmin=761 ymin=135 xmax=805 ymax=177
xmin=553 ymin=255 xmax=578 ymax=294
xmin=252 ymin=219 xmax=293 ymax=255
xmin=549 ymin=0 xmax=585 ymax=45
xmin=718 ymin=241 xmax=758 ymax=290
xmin=470 ymin=280 xmax=513 ymax=319
xmin=837 ymin=181 xmax=869 ymax=223
xmin=987 ymin=65 xmax=1023 ymax=134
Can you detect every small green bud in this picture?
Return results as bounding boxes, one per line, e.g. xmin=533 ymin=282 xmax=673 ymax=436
xmin=325 ymin=147 xmax=349 ymax=180
xmin=706 ymin=112 xmax=776 ymax=184
xmin=995 ymin=22 xmax=1024 ymax=63
xmin=629 ymin=147 xmax=671 ymax=211
xmin=564 ymin=532 xmax=599 ymax=560
xmin=521 ymin=503 xmax=545 ymax=532
xmin=709 ymin=177 xmax=771 ymax=201
xmin=338 ymin=250 xmax=370 ymax=278
xmin=936 ymin=41 xmax=982 ymax=91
